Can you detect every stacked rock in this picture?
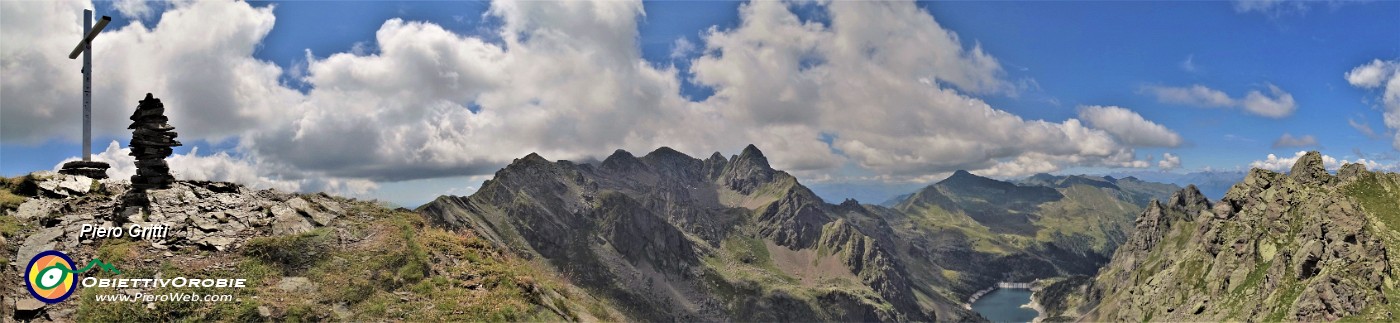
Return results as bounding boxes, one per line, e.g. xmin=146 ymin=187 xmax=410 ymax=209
xmin=59 ymin=160 xmax=110 ymax=179
xmin=128 ymin=93 xmax=181 ymax=189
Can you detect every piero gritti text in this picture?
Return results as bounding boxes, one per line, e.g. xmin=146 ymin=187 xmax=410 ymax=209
xmin=79 ymin=223 xmax=171 ymax=239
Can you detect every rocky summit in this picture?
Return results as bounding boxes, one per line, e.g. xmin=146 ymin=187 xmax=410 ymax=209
xmin=1 ymin=172 xmax=621 ymax=322
xmin=418 ymin=145 xmax=1182 ymax=322
xmin=1040 ymin=150 xmax=1400 ymax=322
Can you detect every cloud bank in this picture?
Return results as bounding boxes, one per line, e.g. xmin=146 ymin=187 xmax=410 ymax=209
xmin=4 ymin=0 xmax=1182 ymax=191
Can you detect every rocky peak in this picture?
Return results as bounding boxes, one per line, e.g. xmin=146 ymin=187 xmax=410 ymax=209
xmin=601 ymin=149 xmax=647 ymax=172
xmin=719 ymin=145 xmax=776 ymax=193
xmin=947 ymin=170 xmax=977 ymax=180
xmin=706 ymin=151 xmax=727 ymax=163
xmin=643 ymin=146 xmax=688 ymax=161
xmin=1289 ymin=151 xmax=1334 ymax=185
xmin=1338 ymin=162 xmax=1369 ymax=182
xmin=1166 ymin=184 xmax=1210 ymax=215
xmin=703 ymin=151 xmax=729 ymax=179
xmin=641 ymin=147 xmax=705 ymax=180
xmin=730 ymin=144 xmax=772 ymax=171
xmin=518 ymin=152 xmax=549 ymax=164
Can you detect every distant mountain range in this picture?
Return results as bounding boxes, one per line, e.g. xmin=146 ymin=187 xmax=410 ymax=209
xmin=417 ymin=145 xmax=1180 ymax=321
xmin=1104 ymin=170 xmax=1249 ymax=200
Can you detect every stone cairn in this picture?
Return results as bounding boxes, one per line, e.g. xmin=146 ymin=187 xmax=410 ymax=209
xmin=128 ymin=93 xmax=180 ymax=190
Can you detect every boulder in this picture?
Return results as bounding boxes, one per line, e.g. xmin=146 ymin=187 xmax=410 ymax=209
xmin=271 ymin=205 xmax=312 ymax=235
xmin=37 ymin=175 xmax=92 ymax=197
xmin=16 ymin=227 xmax=64 ymax=264
xmin=14 ymin=199 xmax=53 ymax=220
xmin=287 ymin=197 xmax=336 ymax=226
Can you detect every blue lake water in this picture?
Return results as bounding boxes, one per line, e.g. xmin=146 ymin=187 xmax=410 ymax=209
xmin=970 ymin=288 xmax=1039 ymax=323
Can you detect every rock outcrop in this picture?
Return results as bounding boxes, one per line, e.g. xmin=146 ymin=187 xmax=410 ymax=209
xmin=1075 ymin=151 xmax=1399 ymax=322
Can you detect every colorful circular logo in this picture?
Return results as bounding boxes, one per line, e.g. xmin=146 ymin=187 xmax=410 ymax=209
xmin=26 ymin=250 xmax=78 ymax=304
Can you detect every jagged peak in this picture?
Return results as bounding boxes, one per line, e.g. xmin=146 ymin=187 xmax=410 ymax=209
xmin=731 ymin=144 xmax=771 ymax=169
xmin=1289 ymin=150 xmax=1334 ymax=185
xmin=1167 ymin=184 xmax=1210 ymax=212
xmin=707 ymin=151 xmax=726 ymax=163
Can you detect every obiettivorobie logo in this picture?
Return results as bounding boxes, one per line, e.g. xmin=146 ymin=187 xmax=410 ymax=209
xmin=25 ymin=250 xmax=121 ymax=304
xmin=25 ymin=249 xmax=250 ymax=304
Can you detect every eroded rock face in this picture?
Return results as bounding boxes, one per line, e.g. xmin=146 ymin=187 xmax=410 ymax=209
xmin=1082 ymin=151 xmax=1397 ymax=322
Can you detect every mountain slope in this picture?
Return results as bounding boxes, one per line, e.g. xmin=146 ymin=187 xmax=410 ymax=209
xmin=1067 ymin=151 xmax=1400 ymax=322
xmin=884 ymin=172 xmax=1178 ymax=300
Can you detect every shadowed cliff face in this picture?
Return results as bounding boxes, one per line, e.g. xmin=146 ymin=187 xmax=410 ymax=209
xmin=417 ymin=145 xmax=1186 ymax=322
xmin=1064 ymin=151 xmax=1400 ymax=322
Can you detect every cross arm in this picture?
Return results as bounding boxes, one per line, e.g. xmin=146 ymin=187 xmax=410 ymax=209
xmin=68 ymin=15 xmax=111 ymax=59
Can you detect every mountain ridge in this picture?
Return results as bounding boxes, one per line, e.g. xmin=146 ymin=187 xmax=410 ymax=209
xmin=418 ymin=145 xmax=1184 ymax=321
xmin=1042 ymin=151 xmax=1400 ymax=322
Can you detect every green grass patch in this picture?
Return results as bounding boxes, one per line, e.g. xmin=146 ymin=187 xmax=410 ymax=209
xmin=0 ymin=212 xmax=26 ymax=238
xmin=1344 ymin=175 xmax=1400 ymax=233
xmin=242 ymin=228 xmax=334 ymax=274
xmin=1232 ymin=260 xmax=1272 ymax=295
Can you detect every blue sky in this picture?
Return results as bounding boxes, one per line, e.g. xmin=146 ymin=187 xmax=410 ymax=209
xmin=2 ymin=0 xmax=1398 ymax=207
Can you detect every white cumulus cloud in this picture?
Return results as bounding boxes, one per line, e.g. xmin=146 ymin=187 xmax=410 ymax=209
xmin=1345 ymin=59 xmax=1400 ymax=151
xmin=1159 ymin=153 xmax=1181 ymax=170
xmin=1 ymin=0 xmax=301 ymax=144
xmin=1078 ymin=105 xmax=1183 ymax=147
xmin=1145 ymin=83 xmax=1296 ymax=118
